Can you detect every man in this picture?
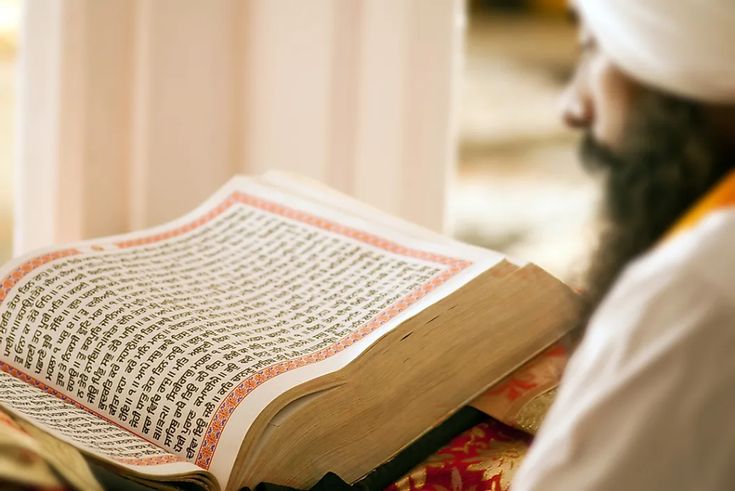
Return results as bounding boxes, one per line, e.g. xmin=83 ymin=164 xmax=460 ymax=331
xmin=512 ymin=0 xmax=735 ymax=489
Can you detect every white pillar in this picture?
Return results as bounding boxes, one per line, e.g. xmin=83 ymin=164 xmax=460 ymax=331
xmin=17 ymin=0 xmax=463 ymax=254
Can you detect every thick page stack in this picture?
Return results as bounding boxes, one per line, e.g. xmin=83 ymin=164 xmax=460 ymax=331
xmin=0 ymin=175 xmax=579 ymax=490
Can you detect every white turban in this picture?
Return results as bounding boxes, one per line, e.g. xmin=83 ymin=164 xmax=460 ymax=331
xmin=575 ymin=0 xmax=735 ymax=103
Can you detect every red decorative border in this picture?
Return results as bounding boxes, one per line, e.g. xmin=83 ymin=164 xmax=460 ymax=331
xmin=0 ymin=191 xmax=473 ymax=470
xmin=116 ymin=192 xmax=464 ymax=268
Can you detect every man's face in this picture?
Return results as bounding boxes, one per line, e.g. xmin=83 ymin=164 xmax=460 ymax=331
xmin=560 ymin=24 xmax=641 ymax=150
xmin=561 ymin=15 xmax=732 ymax=328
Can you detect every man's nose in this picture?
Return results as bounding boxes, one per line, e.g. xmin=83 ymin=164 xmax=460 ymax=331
xmin=559 ymin=86 xmax=593 ymax=130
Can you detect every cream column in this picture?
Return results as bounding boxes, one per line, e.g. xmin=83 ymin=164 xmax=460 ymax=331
xmin=16 ymin=0 xmax=463 ymax=255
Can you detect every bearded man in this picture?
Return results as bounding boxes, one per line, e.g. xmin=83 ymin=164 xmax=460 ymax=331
xmin=512 ymin=1 xmax=735 ymax=489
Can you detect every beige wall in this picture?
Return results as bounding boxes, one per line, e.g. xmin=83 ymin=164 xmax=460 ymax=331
xmin=17 ymin=0 xmax=463 ymax=255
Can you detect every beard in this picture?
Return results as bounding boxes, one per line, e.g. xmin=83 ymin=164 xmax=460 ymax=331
xmin=576 ymin=90 xmax=732 ymax=338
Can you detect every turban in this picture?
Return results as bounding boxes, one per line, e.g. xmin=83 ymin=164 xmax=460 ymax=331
xmin=575 ymin=0 xmax=735 ymax=103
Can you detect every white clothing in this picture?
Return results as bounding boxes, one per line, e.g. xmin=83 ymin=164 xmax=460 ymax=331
xmin=512 ymin=209 xmax=735 ymax=490
xmin=575 ymin=0 xmax=735 ymax=103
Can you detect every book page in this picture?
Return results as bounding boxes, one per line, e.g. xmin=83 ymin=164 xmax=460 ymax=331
xmin=0 ymin=368 xmax=198 ymax=475
xmin=0 ymin=176 xmax=503 ymax=487
xmin=256 ymin=171 xmax=458 ymax=246
xmin=255 ymin=171 xmax=528 ymax=266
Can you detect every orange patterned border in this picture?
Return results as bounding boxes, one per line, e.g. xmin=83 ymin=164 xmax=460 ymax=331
xmin=0 ymin=250 xmax=80 ymax=302
xmin=117 ymin=192 xmax=463 ymax=267
xmin=0 ymin=191 xmax=473 ymax=469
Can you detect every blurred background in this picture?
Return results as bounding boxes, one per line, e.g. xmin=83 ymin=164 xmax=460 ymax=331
xmin=0 ymin=0 xmax=17 ymax=264
xmin=0 ymin=0 xmax=598 ymax=285
xmin=452 ymin=0 xmax=598 ymax=282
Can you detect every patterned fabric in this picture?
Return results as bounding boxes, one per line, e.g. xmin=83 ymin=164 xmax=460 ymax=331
xmin=665 ymin=170 xmax=735 ymax=240
xmin=470 ymin=343 xmax=567 ymax=435
xmin=386 ymin=419 xmax=531 ymax=491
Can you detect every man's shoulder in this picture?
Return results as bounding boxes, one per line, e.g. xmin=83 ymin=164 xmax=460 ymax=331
xmin=518 ymin=212 xmax=735 ymax=491
xmin=587 ymin=209 xmax=735 ymax=350
xmin=622 ymin=208 xmax=735 ymax=303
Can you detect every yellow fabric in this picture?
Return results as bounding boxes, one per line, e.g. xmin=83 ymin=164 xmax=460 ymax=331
xmin=665 ymin=170 xmax=735 ymax=241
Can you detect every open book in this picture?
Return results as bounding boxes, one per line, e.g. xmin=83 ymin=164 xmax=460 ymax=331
xmin=0 ymin=173 xmax=579 ymax=490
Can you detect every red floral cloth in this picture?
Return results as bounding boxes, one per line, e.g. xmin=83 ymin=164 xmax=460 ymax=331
xmin=387 ymin=418 xmax=531 ymax=491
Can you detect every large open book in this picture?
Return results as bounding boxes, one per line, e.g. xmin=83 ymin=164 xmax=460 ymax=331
xmin=0 ymin=174 xmax=579 ymax=490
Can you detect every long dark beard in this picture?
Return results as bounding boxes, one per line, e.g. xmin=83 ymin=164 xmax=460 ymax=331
xmin=575 ymin=91 xmax=732 ymax=338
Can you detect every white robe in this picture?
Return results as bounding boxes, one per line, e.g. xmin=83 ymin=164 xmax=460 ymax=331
xmin=512 ymin=209 xmax=735 ymax=490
